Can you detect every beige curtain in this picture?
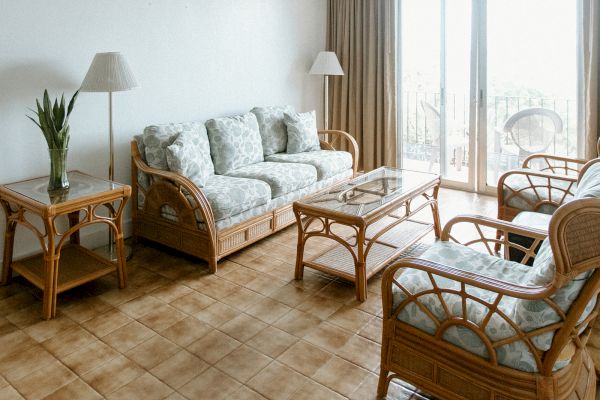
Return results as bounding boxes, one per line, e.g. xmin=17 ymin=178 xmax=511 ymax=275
xmin=327 ymin=0 xmax=397 ymax=171
xmin=582 ymin=0 xmax=600 ymax=159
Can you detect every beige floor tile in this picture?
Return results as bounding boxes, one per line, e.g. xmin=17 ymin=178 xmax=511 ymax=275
xmin=43 ymin=377 xmax=103 ymax=400
xmin=24 ymin=316 xmax=77 ymax=342
xmin=41 ymin=325 xmax=97 ymax=358
xmin=160 ymin=316 xmax=212 ymax=347
xmin=327 ymin=306 xmax=374 ymax=333
xmin=215 ymin=345 xmax=271 ymax=383
xmin=137 ymin=303 xmax=188 ymax=332
xmin=345 ymin=294 xmax=382 ymax=317
xmin=273 ymin=309 xmax=322 ymax=338
xmin=62 ymin=340 xmax=120 ymax=375
xmin=170 ymin=292 xmax=215 ymax=315
xmin=268 ymin=283 xmax=312 ymax=307
xmin=214 ymin=259 xmax=243 ymax=277
xmin=101 ymin=320 xmax=156 ymax=352
xmin=126 ymin=335 xmax=180 ymax=369
xmin=81 ymin=355 xmax=145 ymax=396
xmin=297 ymin=295 xmax=345 ymax=320
xmin=98 ymin=286 xmax=146 ymax=307
xmin=288 ymin=380 xmax=345 ymax=400
xmin=0 ymin=317 xmax=18 ymax=337
xmin=303 ymin=322 xmax=353 ymax=353
xmin=106 ymin=372 xmax=173 ymax=400
xmin=219 ymin=313 xmax=268 ymax=342
xmin=0 ymin=385 xmax=25 ymax=399
xmin=117 ymin=295 xmax=165 ymax=319
xmin=221 ymin=267 xmax=262 ymax=286
xmin=150 ymin=350 xmax=208 ymax=389
xmin=60 ymin=297 xmax=112 ymax=324
xmin=11 ymin=359 xmax=77 ymax=400
xmin=194 ymin=301 xmax=240 ymax=327
xmin=6 ymin=304 xmax=46 ymax=329
xmin=187 ymin=329 xmax=241 ymax=364
xmin=164 ymin=393 xmax=187 ymax=400
xmin=0 ymin=330 xmax=37 ymax=361
xmin=277 ymin=340 xmax=332 ymax=377
xmin=246 ymin=326 xmax=299 ymax=358
xmin=0 ymin=292 xmax=39 ymax=315
xmin=349 ymin=373 xmax=414 ymax=400
xmin=197 ymin=278 xmax=240 ymax=300
xmin=244 ymin=274 xmax=287 ymax=296
xmin=337 ymin=335 xmax=381 ymax=371
xmin=0 ymin=345 xmax=57 ymax=382
xmin=247 ymin=361 xmax=308 ymax=400
xmin=318 ymin=281 xmax=357 ymax=303
xmin=149 ymin=283 xmax=193 ymax=303
xmin=291 ymin=271 xmax=333 ymax=293
xmin=358 ymin=317 xmax=383 ymax=344
xmin=229 ymin=386 xmax=268 ymax=400
xmin=246 ymin=297 xmax=292 ymax=324
xmin=221 ymin=287 xmax=265 ymax=311
xmin=313 ymin=356 xmax=370 ymax=397
xmin=82 ymin=309 xmax=132 ymax=338
xmin=179 ymin=367 xmax=241 ymax=400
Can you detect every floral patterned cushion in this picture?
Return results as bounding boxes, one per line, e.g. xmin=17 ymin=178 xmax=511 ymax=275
xmin=284 ymin=110 xmax=321 ymax=154
xmin=225 ymin=161 xmax=318 ymax=198
xmin=512 ymin=211 xmax=552 ymax=232
xmin=165 ymin=127 xmax=214 ymax=188
xmin=575 ymin=162 xmax=600 ymax=199
xmin=143 ymin=123 xmax=195 ymax=170
xmin=251 ymin=106 xmax=294 ymax=156
xmin=393 ymin=240 xmax=594 ymax=372
xmin=206 ymin=113 xmax=264 ymax=175
xmin=265 ymin=150 xmax=353 ymax=181
xmin=199 ymin=174 xmax=271 ymax=221
xmin=502 ymin=172 xmax=575 ymax=214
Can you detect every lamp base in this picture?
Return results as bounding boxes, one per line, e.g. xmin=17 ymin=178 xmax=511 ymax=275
xmin=94 ymin=243 xmax=133 ymax=262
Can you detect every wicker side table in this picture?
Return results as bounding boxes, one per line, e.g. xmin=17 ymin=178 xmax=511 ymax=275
xmin=0 ymin=171 xmax=131 ymax=319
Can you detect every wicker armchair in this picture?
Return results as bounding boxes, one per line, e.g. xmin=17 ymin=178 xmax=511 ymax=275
xmin=378 ymin=198 xmax=600 ymax=400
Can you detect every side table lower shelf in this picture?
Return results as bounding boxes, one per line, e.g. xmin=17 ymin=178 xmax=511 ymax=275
xmin=12 ymin=245 xmax=118 ymax=294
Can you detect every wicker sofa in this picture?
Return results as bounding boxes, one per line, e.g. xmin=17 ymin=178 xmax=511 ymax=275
xmin=130 ymin=107 xmax=358 ymax=273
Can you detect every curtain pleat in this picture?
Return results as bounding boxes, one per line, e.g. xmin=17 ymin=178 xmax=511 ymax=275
xmin=583 ymin=0 xmax=600 ymax=159
xmin=327 ymin=0 xmax=397 ymax=171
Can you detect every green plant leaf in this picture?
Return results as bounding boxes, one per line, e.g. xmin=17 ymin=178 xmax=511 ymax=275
xmin=67 ymin=90 xmax=79 ymax=116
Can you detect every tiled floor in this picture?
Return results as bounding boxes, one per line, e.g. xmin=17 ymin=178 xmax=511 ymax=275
xmin=0 ymin=188 xmax=498 ymax=400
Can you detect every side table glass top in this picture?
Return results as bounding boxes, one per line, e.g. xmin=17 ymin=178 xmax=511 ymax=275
xmin=4 ymin=171 xmax=124 ymax=205
xmin=297 ymin=167 xmax=439 ymax=216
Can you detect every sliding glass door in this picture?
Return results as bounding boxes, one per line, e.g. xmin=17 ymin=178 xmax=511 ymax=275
xmin=398 ymin=0 xmax=581 ymax=193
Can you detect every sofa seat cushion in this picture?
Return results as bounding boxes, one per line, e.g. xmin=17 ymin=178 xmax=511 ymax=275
xmin=265 ymin=150 xmax=353 ymax=181
xmin=502 ymin=172 xmax=576 ymax=214
xmin=225 ymin=162 xmax=318 ymax=198
xmin=392 ymin=240 xmax=594 ymax=372
xmin=201 ymin=175 xmax=271 ymax=221
xmin=206 ymin=112 xmax=264 ymax=175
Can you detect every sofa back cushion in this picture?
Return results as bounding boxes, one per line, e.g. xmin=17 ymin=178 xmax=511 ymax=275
xmin=284 ymin=110 xmax=321 ymax=154
xmin=206 ymin=112 xmax=264 ymax=174
xmin=251 ymin=105 xmax=294 ymax=156
xmin=575 ymin=162 xmax=600 ymax=200
xmin=143 ymin=122 xmax=206 ymax=170
xmin=166 ymin=127 xmax=214 ymax=187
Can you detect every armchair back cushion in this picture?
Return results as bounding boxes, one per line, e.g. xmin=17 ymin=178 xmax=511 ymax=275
xmin=251 ymin=105 xmax=294 ymax=156
xmin=143 ymin=123 xmax=201 ymax=170
xmin=166 ymin=127 xmax=214 ymax=187
xmin=575 ymin=162 xmax=600 ymax=199
xmin=206 ymin=112 xmax=264 ymax=174
xmin=284 ymin=110 xmax=321 ymax=154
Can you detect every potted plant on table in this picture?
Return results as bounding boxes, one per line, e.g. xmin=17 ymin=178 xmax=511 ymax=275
xmin=27 ymin=90 xmax=79 ymax=192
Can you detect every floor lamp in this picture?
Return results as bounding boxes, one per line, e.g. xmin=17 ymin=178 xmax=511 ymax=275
xmin=80 ymin=52 xmax=138 ymax=260
xmin=309 ymin=51 xmax=344 ymax=130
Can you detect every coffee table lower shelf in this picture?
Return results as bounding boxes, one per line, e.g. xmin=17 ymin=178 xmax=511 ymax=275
xmin=11 ymin=244 xmax=117 ymax=294
xmin=302 ymin=219 xmax=433 ymax=284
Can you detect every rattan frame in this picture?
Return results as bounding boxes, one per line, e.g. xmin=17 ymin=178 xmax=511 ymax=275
xmin=378 ymin=199 xmax=600 ymax=400
xmin=131 ymin=130 xmax=358 ymax=273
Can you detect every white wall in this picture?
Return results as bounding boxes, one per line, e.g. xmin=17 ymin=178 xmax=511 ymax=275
xmin=0 ymin=0 xmax=326 ymax=263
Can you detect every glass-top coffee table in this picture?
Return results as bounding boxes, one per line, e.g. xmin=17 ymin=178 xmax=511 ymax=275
xmin=293 ymin=167 xmax=441 ymax=301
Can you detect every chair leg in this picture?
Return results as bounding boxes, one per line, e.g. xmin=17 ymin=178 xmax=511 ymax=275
xmin=208 ymin=257 xmax=218 ymax=274
xmin=377 ymin=367 xmax=390 ymax=399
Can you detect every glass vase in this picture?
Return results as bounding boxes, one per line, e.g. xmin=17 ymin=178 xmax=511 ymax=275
xmin=47 ymin=148 xmax=69 ymax=192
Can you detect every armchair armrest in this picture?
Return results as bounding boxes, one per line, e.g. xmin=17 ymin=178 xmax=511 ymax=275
xmin=130 ymin=141 xmax=217 ymax=236
xmin=522 ymin=153 xmax=586 ymax=176
xmin=318 ymin=129 xmax=359 ymax=174
xmin=442 ymin=214 xmax=547 ymax=265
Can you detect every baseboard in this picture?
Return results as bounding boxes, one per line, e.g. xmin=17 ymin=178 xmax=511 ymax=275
xmin=0 ymin=218 xmax=133 ymax=270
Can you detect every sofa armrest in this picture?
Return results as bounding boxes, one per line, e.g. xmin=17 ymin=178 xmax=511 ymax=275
xmin=130 ymin=141 xmax=217 ymax=237
xmin=521 ymin=153 xmax=587 ymax=176
xmin=319 ymin=130 xmax=359 ymax=174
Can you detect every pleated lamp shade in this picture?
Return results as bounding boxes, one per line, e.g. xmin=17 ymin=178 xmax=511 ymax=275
xmin=309 ymin=51 xmax=344 ymax=76
xmin=80 ymin=52 xmax=138 ymax=92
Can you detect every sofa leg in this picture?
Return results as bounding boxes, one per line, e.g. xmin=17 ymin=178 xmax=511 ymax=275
xmin=208 ymin=257 xmax=218 ymax=274
xmin=377 ymin=367 xmax=390 ymax=399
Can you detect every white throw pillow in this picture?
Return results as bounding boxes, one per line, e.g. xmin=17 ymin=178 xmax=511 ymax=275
xmin=284 ymin=110 xmax=321 ymax=154
xmin=166 ymin=128 xmax=214 ymax=187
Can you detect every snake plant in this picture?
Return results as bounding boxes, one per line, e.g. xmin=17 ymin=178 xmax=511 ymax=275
xmin=27 ymin=89 xmax=79 ymax=149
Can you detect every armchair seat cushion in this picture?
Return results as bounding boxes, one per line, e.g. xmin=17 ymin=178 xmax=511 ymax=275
xmin=511 ymin=211 xmax=552 ymax=231
xmin=502 ymin=172 xmax=576 ymax=214
xmin=265 ymin=150 xmax=353 ymax=181
xmin=200 ymin=175 xmax=271 ymax=221
xmin=393 ymin=241 xmax=592 ymax=372
xmin=225 ymin=161 xmax=317 ymax=198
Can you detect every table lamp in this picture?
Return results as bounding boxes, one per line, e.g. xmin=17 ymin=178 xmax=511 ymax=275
xmin=309 ymin=51 xmax=344 ymax=130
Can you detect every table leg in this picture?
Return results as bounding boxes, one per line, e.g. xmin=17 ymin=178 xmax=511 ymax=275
xmin=1 ymin=219 xmax=16 ymax=285
xmin=68 ymin=211 xmax=80 ymax=245
xmin=431 ymin=185 xmax=442 ymax=239
xmin=42 ymin=218 xmax=57 ymax=320
xmin=355 ymin=227 xmax=367 ymax=301
xmin=294 ymin=210 xmax=305 ymax=280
